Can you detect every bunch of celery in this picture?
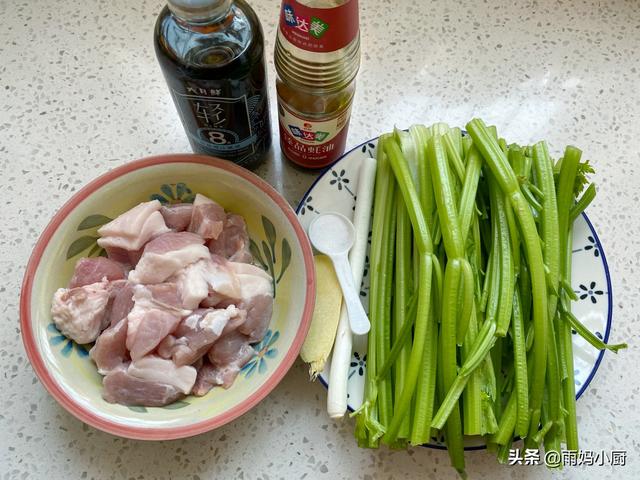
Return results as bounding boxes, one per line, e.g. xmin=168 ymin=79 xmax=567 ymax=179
xmin=352 ymin=119 xmax=626 ymax=475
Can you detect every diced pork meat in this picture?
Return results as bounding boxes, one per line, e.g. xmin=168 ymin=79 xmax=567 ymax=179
xmin=127 ymin=309 xmax=181 ymax=360
xmin=127 ymin=355 xmax=197 ymax=394
xmin=156 ymin=334 xmax=177 ymax=359
xmin=102 ymin=357 xmax=196 ymax=407
xmin=168 ymin=256 xmax=242 ymax=309
xmin=161 ymin=306 xmax=242 ymax=366
xmin=208 ymin=214 xmax=252 ymax=263
xmin=191 ymin=362 xmax=221 ymax=396
xmin=221 ymin=307 xmax=247 ymax=335
xmin=225 ymin=262 xmax=274 ymax=342
xmin=90 ymin=317 xmax=128 ymax=374
xmin=207 ymin=255 xmax=243 ymax=298
xmin=169 ymin=260 xmax=210 ymax=310
xmin=107 ymin=281 xmax=135 ymax=327
xmin=102 ymin=246 xmax=144 ymax=268
xmin=51 ymin=279 xmax=111 ymax=344
xmin=191 ymin=259 xmax=272 ymax=339
xmin=188 ymin=194 xmax=225 ymax=240
xmin=68 ymin=257 xmax=126 ymax=289
xmin=237 ymin=294 xmax=273 ymax=342
xmin=208 ymin=332 xmax=254 ymax=367
xmin=128 ymin=231 xmax=209 ymax=284
xmin=192 ymin=356 xmax=204 ymax=370
xmin=145 ymin=283 xmax=185 ymax=309
xmin=102 ymin=366 xmax=184 ymax=407
xmin=126 ymin=285 xmax=190 ymax=360
xmin=194 ymin=332 xmax=255 ymax=394
xmin=51 ymin=197 xmax=275 ymax=408
xmin=160 ymin=203 xmax=194 ymax=231
xmin=228 ymin=262 xmax=272 ymax=281
xmin=199 ymin=292 xmax=225 ymax=308
xmin=98 ymin=200 xmax=170 ymax=252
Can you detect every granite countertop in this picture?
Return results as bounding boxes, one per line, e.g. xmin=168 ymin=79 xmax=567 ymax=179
xmin=1 ymin=0 xmax=639 ymax=478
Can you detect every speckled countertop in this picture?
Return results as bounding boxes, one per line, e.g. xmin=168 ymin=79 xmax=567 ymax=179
xmin=1 ymin=0 xmax=639 ymax=478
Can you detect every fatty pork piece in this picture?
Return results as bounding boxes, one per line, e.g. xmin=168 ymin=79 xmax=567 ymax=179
xmin=51 ymin=279 xmax=111 ymax=344
xmin=225 ymin=262 xmax=274 ymax=342
xmin=192 ymin=332 xmax=255 ymax=395
xmin=208 ymin=213 xmax=253 ymax=263
xmin=68 ymin=257 xmax=126 ymax=288
xmin=157 ymin=305 xmax=244 ymax=366
xmin=128 ymin=231 xmax=210 ymax=284
xmin=97 ymin=200 xmax=170 ymax=255
xmin=126 ymin=284 xmax=191 ymax=360
xmin=188 ymin=194 xmax=225 ymax=240
xmin=160 ymin=203 xmax=193 ymax=231
xmin=90 ymin=316 xmax=128 ymax=374
xmin=170 ymin=255 xmax=242 ymax=309
xmin=102 ymin=356 xmax=197 ymax=407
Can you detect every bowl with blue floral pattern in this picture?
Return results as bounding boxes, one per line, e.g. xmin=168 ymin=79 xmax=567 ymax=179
xmin=296 ymin=137 xmax=615 ymax=450
xmin=20 ymin=154 xmax=315 ymax=440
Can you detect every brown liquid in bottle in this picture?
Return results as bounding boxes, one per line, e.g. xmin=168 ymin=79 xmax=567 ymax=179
xmin=155 ymin=0 xmax=271 ymax=169
xmin=274 ymin=0 xmax=360 ymax=169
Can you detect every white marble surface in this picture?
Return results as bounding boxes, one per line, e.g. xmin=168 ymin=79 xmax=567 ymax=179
xmin=1 ymin=0 xmax=639 ymax=478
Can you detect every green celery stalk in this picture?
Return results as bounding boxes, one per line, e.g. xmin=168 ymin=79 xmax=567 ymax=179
xmin=440 ymin=258 xmax=466 ymax=474
xmin=462 ymin=304 xmax=483 ymax=436
xmin=467 ymin=119 xmax=548 ymax=445
xmin=377 ymin=178 xmax=397 ymax=429
xmin=532 ymin=141 xmax=562 ymax=454
xmin=511 ymin=289 xmax=530 ymax=438
xmin=353 ymin=134 xmax=392 ymax=447
xmin=382 ymin=137 xmax=436 ymax=449
xmin=393 ymin=191 xmax=412 ymax=439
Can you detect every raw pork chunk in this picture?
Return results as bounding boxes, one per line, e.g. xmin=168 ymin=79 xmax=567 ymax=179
xmin=170 ymin=256 xmax=242 ymax=309
xmin=157 ymin=306 xmax=243 ymax=366
xmin=107 ymin=281 xmax=135 ymax=327
xmin=160 ymin=203 xmax=194 ymax=231
xmin=227 ymin=262 xmax=274 ymax=341
xmin=68 ymin=257 xmax=126 ymax=288
xmin=208 ymin=213 xmax=252 ymax=263
xmin=125 ymin=284 xmax=190 ymax=360
xmin=193 ymin=332 xmax=255 ymax=396
xmin=90 ymin=317 xmax=128 ymax=374
xmin=51 ymin=279 xmax=111 ymax=344
xmin=102 ymin=356 xmax=196 ymax=407
xmin=97 ymin=200 xmax=170 ymax=253
xmin=128 ymin=232 xmax=210 ymax=284
xmin=188 ymin=194 xmax=225 ymax=240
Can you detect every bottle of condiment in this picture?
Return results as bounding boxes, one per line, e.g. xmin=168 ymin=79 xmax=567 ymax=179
xmin=274 ymin=0 xmax=360 ymax=169
xmin=155 ymin=0 xmax=271 ymax=169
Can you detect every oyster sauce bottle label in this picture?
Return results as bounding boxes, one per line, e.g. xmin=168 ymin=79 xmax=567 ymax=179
xmin=279 ymin=0 xmax=359 ymax=53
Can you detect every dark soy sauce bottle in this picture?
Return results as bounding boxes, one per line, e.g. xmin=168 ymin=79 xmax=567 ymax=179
xmin=155 ymin=0 xmax=271 ymax=169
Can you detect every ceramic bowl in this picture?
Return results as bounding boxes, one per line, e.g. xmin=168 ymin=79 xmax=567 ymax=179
xmin=20 ymin=154 xmax=315 ymax=440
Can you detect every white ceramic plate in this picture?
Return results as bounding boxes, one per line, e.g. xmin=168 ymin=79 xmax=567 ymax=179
xmin=296 ymin=137 xmax=614 ymax=449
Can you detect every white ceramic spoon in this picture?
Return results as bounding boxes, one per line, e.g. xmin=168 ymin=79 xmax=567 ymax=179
xmin=308 ymin=212 xmax=371 ymax=336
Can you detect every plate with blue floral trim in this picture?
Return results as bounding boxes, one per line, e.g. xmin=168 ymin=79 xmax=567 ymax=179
xmin=295 ymin=137 xmax=615 ymax=450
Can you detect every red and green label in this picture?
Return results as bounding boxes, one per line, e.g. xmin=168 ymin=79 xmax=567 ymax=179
xmin=279 ymin=0 xmax=359 ymax=53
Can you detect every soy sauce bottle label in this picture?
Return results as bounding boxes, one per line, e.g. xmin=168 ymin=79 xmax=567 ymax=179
xmin=171 ymin=81 xmax=268 ymax=165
